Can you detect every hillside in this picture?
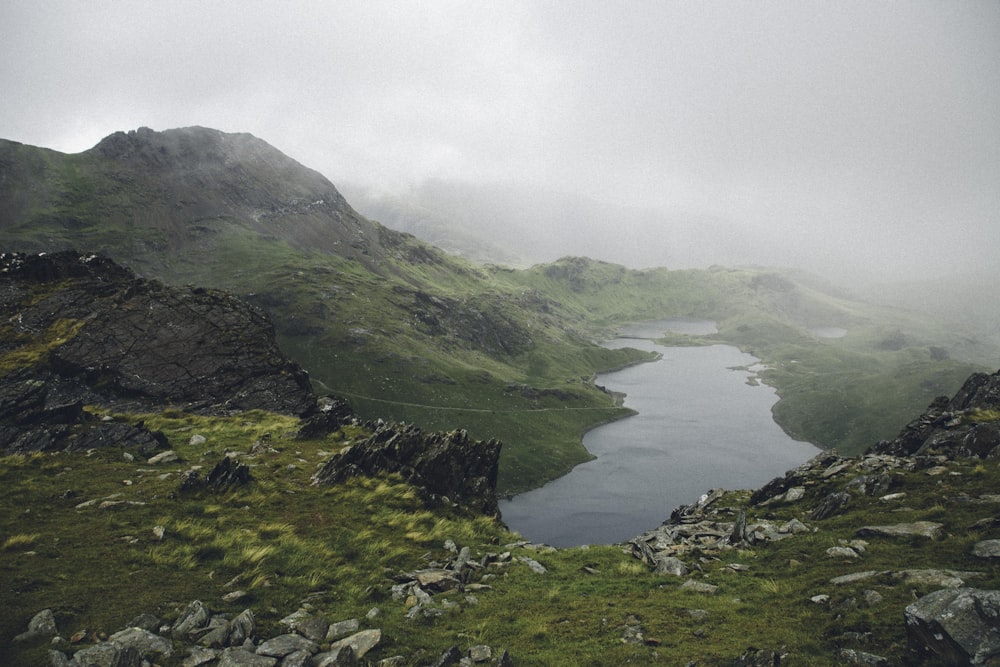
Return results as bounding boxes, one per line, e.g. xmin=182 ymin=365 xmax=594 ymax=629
xmin=1 ymin=127 xmax=996 ymax=494
xmin=2 ymin=252 xmax=999 ymax=665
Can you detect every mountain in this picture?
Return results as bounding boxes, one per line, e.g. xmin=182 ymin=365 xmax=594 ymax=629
xmin=1 ymin=257 xmax=998 ymax=664
xmin=1 ymin=127 xmax=996 ymax=495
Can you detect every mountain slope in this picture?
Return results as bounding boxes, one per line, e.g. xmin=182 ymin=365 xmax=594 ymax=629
xmin=1 ymin=127 xmax=995 ymax=493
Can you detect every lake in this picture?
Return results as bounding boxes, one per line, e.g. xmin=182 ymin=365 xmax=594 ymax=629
xmin=499 ymin=320 xmax=818 ymax=546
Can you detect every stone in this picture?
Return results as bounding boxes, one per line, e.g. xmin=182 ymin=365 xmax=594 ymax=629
xmin=837 ymin=648 xmax=889 ymax=665
xmin=227 ymin=609 xmax=256 ymax=647
xmin=830 ymin=571 xmax=881 ymax=586
xmin=312 ymin=423 xmax=501 ymax=515
xmin=826 ymin=546 xmax=860 ymax=559
xmin=14 ymin=608 xmax=58 ymax=642
xmin=517 ymin=556 xmax=547 ymax=574
xmin=281 ymin=649 xmax=313 ymax=667
xmin=109 ymin=646 xmax=143 ymax=667
xmin=172 ymin=600 xmax=211 ymax=638
xmin=432 ymin=645 xmax=463 ymax=666
xmin=71 ymin=643 xmax=118 ymax=667
xmin=680 ymin=580 xmax=718 ymax=594
xmin=325 ymin=619 xmax=361 ymax=642
xmin=856 ymin=521 xmax=944 ymax=540
xmin=468 ymin=644 xmax=492 ymax=662
xmin=972 ymin=539 xmax=1000 ymax=558
xmin=216 ymin=647 xmax=278 ymax=667
xmin=905 ymin=587 xmax=1000 ymax=665
xmin=256 ymin=633 xmax=318 ymax=657
xmin=182 ymin=646 xmax=220 ymax=667
xmin=652 ymin=555 xmax=689 ymax=577
xmin=329 ymin=629 xmax=381 ymax=659
xmin=280 ymin=609 xmax=330 ymax=642
xmin=109 ymin=626 xmax=173 ymax=657
xmin=148 ymin=450 xmax=179 ymax=464
xmin=811 ymin=491 xmax=850 ymax=520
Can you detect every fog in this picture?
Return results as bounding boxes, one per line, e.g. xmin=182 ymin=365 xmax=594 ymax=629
xmin=2 ymin=1 xmax=998 ymax=288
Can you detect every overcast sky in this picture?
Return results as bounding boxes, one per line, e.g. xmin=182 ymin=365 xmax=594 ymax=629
xmin=2 ymin=1 xmax=998 ymax=282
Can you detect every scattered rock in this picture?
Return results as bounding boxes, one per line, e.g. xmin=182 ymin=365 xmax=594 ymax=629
xmin=856 ymin=521 xmax=944 ymax=540
xmin=972 ymin=539 xmax=1000 ymax=559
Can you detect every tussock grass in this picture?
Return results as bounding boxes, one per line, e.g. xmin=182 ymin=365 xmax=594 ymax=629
xmin=2 ymin=533 xmax=40 ymax=551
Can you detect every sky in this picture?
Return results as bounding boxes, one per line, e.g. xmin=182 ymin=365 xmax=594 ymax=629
xmin=2 ymin=1 xmax=998 ymax=283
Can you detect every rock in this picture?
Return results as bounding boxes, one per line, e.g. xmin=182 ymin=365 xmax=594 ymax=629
xmin=280 ymin=649 xmax=313 ymax=667
xmin=893 ymin=569 xmax=983 ymax=588
xmin=830 ymin=571 xmax=881 ymax=586
xmin=329 ymin=629 xmax=381 ymax=659
xmin=517 ymin=556 xmax=547 ymax=574
xmin=182 ymin=646 xmax=220 ymax=667
xmin=468 ymin=644 xmax=492 ymax=662
xmin=279 ymin=610 xmax=330 ymax=642
xmin=0 ymin=252 xmax=317 ymax=423
xmin=147 ymin=450 xmax=179 ymax=464
xmin=125 ymin=613 xmax=160 ymax=632
xmin=325 ymin=619 xmax=360 ymax=642
xmin=295 ymin=396 xmax=354 ymax=439
xmin=652 ymin=555 xmax=689 ymax=576
xmin=312 ymin=423 xmax=501 ymax=515
xmin=172 ymin=600 xmax=211 ymax=639
xmin=110 ymin=646 xmax=145 ymax=667
xmin=189 ymin=434 xmax=207 ymax=446
xmin=216 ymin=647 xmax=278 ymax=667
xmin=227 ymin=609 xmax=256 ymax=647
xmin=856 ymin=521 xmax=944 ymax=540
xmin=826 ymin=546 xmax=860 ymax=559
xmin=14 ymin=608 xmax=58 ymax=642
xmin=432 ymin=645 xmax=463 ymax=666
xmin=681 ymin=580 xmax=718 ymax=594
xmin=733 ymin=647 xmax=783 ymax=665
xmin=905 ymin=587 xmax=1000 ymax=665
xmin=71 ymin=643 xmax=118 ymax=667
xmin=255 ymin=633 xmax=318 ymax=657
xmin=109 ymin=626 xmax=173 ymax=658
xmin=811 ymin=491 xmax=850 ymax=520
xmin=837 ymin=648 xmax=889 ymax=665
xmin=972 ymin=539 xmax=1000 ymax=558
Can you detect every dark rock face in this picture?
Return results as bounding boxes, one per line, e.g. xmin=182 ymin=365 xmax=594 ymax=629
xmin=312 ymin=422 xmax=502 ymax=516
xmin=869 ymin=369 xmax=1000 ymax=458
xmin=904 ymin=587 xmax=1000 ymax=665
xmin=1 ymin=251 xmax=316 ymax=453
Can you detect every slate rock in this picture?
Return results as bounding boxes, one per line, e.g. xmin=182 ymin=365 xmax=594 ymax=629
xmin=14 ymin=608 xmax=58 ymax=642
xmin=652 ymin=555 xmax=689 ymax=577
xmin=172 ymin=600 xmax=211 ymax=638
xmin=109 ymin=626 xmax=174 ymax=657
xmin=856 ymin=521 xmax=944 ymax=540
xmin=972 ymin=539 xmax=1000 ymax=558
xmin=904 ymin=587 xmax=1000 ymax=665
xmin=313 ymin=423 xmax=501 ymax=515
xmin=329 ymin=629 xmax=381 ymax=659
xmin=279 ymin=609 xmax=330 ymax=642
xmin=811 ymin=491 xmax=850 ymax=520
xmin=255 ymin=633 xmax=318 ymax=657
xmin=325 ymin=619 xmax=360 ymax=642
xmin=216 ymin=647 xmax=277 ymax=667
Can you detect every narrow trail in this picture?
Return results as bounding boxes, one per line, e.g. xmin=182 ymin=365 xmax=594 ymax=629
xmin=310 ymin=378 xmax=627 ymax=414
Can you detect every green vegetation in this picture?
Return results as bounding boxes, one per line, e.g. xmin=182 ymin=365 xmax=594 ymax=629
xmin=2 ymin=135 xmax=996 ymax=495
xmin=4 ymin=408 xmax=999 ymax=665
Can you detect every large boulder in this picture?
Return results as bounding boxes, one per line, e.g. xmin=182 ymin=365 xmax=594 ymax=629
xmin=312 ymin=422 xmax=501 ymax=515
xmin=904 ymin=588 xmax=1000 ymax=665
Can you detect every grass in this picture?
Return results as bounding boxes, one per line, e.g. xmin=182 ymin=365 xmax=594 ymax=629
xmin=2 ymin=406 xmax=1000 ymax=665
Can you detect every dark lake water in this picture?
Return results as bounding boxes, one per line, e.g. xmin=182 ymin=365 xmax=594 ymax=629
xmin=499 ymin=321 xmax=818 ymax=546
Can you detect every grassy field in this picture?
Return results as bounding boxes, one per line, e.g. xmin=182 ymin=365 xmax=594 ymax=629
xmin=4 ymin=406 xmax=999 ymax=665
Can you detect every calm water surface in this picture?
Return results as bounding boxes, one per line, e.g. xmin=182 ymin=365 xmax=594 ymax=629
xmin=500 ymin=322 xmax=817 ymax=547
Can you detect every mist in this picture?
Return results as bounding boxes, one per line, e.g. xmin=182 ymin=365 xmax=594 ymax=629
xmin=2 ymin=1 xmax=998 ymax=289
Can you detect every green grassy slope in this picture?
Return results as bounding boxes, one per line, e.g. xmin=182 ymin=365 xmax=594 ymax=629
xmin=4 ymin=407 xmax=999 ymax=665
xmin=2 ymin=130 xmax=996 ymax=494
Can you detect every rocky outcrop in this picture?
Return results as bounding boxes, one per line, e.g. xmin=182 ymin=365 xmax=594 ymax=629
xmin=0 ymin=251 xmax=317 ymax=453
xmin=869 ymin=368 xmax=1000 ymax=458
xmin=312 ymin=422 xmax=502 ymax=516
